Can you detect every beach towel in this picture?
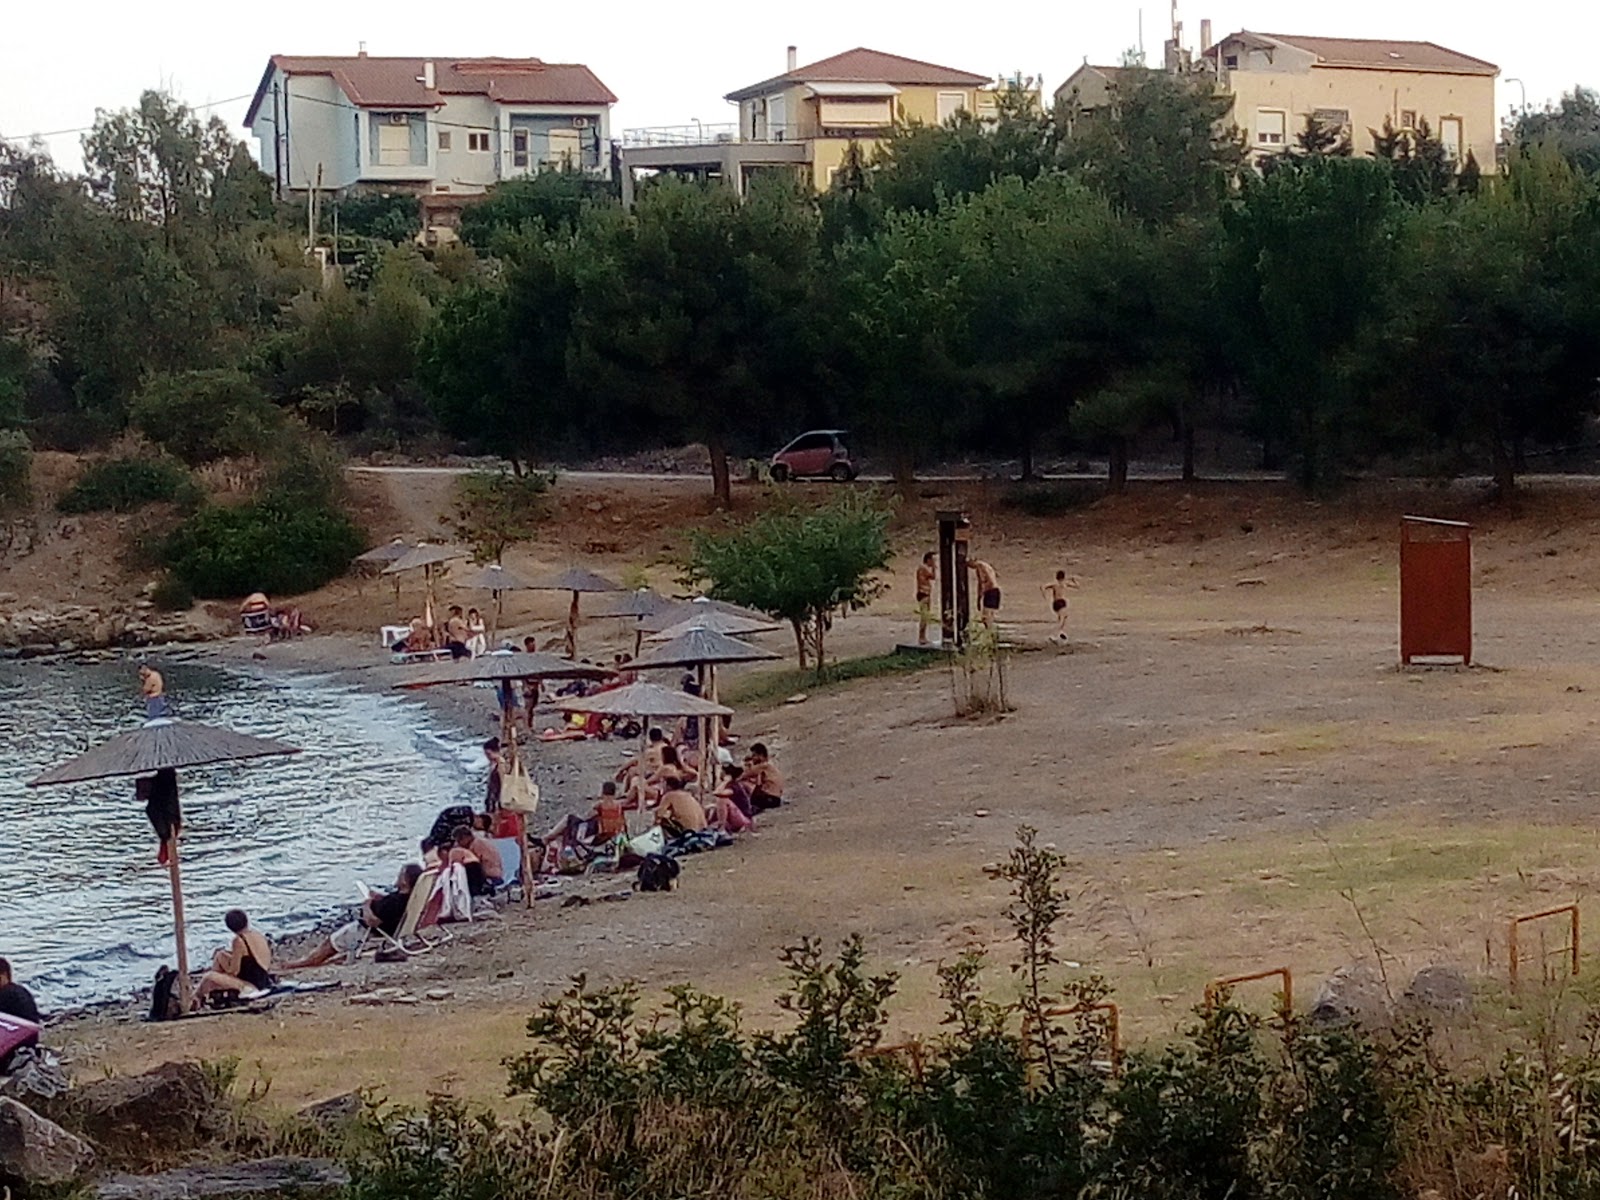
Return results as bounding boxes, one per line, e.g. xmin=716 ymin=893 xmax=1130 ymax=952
xmin=437 ymin=863 xmax=472 ymax=922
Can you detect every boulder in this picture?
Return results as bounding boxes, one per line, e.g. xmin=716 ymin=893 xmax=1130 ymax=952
xmin=296 ymin=1091 xmax=363 ymax=1132
xmin=93 ymin=1156 xmax=348 ymax=1199
xmin=0 ymin=1095 xmax=95 ymax=1186
xmin=68 ymin=1061 xmax=221 ymax=1158
xmin=1403 ymin=966 xmax=1474 ymax=1015
xmin=1308 ymin=962 xmax=1393 ymax=1028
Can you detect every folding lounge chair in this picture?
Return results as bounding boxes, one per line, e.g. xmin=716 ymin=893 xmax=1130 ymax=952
xmin=348 ymin=869 xmax=444 ymax=961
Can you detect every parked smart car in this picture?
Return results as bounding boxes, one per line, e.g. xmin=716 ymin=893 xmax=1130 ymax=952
xmin=769 ymin=430 xmax=857 ymax=482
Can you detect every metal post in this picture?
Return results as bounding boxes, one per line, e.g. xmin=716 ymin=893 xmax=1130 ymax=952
xmin=936 ymin=510 xmax=968 ymax=648
xmin=953 ymin=538 xmax=971 ymax=650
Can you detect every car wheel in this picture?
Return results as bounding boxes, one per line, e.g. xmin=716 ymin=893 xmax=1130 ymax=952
xmin=769 ymin=463 xmax=790 ymax=482
xmin=829 ymin=463 xmax=855 ymax=483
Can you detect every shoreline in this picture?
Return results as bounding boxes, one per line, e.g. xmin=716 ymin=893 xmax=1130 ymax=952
xmin=34 ymin=632 xmax=631 ymax=1024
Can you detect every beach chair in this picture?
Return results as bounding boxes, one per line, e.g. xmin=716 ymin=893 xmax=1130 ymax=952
xmin=349 ymin=869 xmax=442 ymax=960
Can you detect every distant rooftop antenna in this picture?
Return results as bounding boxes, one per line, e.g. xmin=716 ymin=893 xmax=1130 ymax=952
xmin=1138 ymin=8 xmax=1145 ymax=61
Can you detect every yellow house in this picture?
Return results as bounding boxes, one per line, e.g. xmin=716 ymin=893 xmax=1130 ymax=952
xmin=620 ymin=47 xmax=1008 ymax=202
xmin=1054 ymin=32 xmax=1498 ymax=168
xmin=1209 ymin=32 xmax=1498 ymax=166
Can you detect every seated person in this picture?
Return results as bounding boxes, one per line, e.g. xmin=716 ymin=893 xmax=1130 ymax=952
xmin=740 ymin=742 xmax=785 ymax=811
xmin=448 ymin=823 xmax=506 ymax=895
xmin=284 ymin=865 xmax=422 ymax=968
xmin=393 ymin=618 xmax=434 ymax=654
xmin=427 ymin=804 xmax=477 ymax=852
xmin=655 ymin=785 xmax=708 ymax=839
xmin=194 ymin=909 xmax=274 ymax=1008
xmin=0 ymin=956 xmax=40 ymax=1023
xmin=712 ymin=762 xmax=755 ymax=830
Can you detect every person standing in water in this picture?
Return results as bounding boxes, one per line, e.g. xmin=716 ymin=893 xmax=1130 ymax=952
xmin=1041 ymin=570 xmax=1079 ymax=642
xmin=139 ymin=664 xmax=168 ymax=718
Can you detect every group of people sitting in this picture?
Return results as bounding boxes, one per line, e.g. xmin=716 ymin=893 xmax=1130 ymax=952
xmin=391 ymin=605 xmax=489 ymax=659
xmin=534 ymin=730 xmax=784 ymax=871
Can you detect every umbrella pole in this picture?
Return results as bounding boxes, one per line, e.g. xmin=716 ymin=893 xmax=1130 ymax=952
xmin=167 ymin=837 xmax=194 ymax=1012
xmin=493 ymin=589 xmax=503 ymax=644
xmin=698 ymin=664 xmax=711 ymax=798
xmin=566 ymin=592 xmax=579 ymax=659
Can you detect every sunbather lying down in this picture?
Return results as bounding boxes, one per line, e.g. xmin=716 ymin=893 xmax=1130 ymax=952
xmin=283 ymin=865 xmax=421 ymax=969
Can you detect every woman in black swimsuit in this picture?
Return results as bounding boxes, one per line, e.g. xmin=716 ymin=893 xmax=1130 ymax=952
xmin=194 ymin=909 xmax=275 ymax=1008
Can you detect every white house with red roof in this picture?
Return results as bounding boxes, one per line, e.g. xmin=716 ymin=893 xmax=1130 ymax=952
xmin=244 ymin=52 xmax=617 ymax=199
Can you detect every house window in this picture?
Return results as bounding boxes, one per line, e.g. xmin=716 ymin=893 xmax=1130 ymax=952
xmin=438 ymin=131 xmax=452 ymax=151
xmin=1255 ymin=109 xmax=1286 ymax=148
xmin=512 ymin=129 xmax=529 ymax=168
xmin=467 ymin=132 xmax=490 ymax=152
xmin=1224 ymin=54 xmax=1239 ymax=69
xmin=1312 ymin=107 xmax=1350 ymax=133
xmin=546 ymin=128 xmax=580 ymax=169
xmin=1439 ymin=117 xmax=1463 ymax=160
xmin=937 ymin=91 xmax=967 ymax=124
xmin=370 ymin=112 xmax=427 ymax=166
xmin=1399 ymin=109 xmax=1417 ymax=130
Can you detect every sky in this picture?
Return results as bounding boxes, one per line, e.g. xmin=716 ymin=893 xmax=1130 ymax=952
xmin=2 ymin=0 xmax=1595 ymax=171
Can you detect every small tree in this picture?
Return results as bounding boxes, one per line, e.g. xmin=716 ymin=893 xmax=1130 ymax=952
xmin=0 ymin=429 xmax=33 ymax=552
xmin=685 ymin=491 xmax=893 ymax=671
xmin=445 ymin=470 xmax=553 ymax=564
xmin=129 ymin=367 xmax=281 ymax=464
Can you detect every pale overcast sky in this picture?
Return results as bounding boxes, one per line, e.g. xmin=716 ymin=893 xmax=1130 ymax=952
xmin=2 ymin=0 xmax=1594 ymax=170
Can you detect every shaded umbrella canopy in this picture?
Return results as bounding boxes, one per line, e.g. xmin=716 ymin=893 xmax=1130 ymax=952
xmin=395 ymin=651 xmax=612 ymax=690
xmin=631 ymin=628 xmax=781 ymax=671
xmin=553 ymin=681 xmax=733 ymax=720
xmin=639 ymin=597 xmax=774 ymax=633
xmin=590 ymin=587 xmax=672 ymax=619
xmin=382 ymin=544 xmax=465 ymax=575
xmin=647 ymin=611 xmax=781 ymax=641
xmin=354 ymin=538 xmax=410 ymax=566
xmin=535 ymin=567 xmax=624 ymax=594
xmin=459 ymin=563 xmax=535 ymax=592
xmin=28 ymin=719 xmax=301 ymax=787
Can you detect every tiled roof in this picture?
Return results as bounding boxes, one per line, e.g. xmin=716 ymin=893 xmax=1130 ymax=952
xmin=245 ymin=55 xmax=617 ymax=126
xmin=1233 ymin=33 xmax=1498 ymax=76
xmin=725 ymin=47 xmax=991 ymax=102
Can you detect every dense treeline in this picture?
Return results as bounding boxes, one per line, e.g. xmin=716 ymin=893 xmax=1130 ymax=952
xmin=3 ymin=77 xmax=1600 ymax=510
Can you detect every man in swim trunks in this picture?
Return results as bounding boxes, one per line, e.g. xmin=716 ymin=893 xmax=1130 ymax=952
xmin=139 ymin=664 xmax=168 ymax=718
xmin=740 ymin=742 xmax=785 ymax=811
xmin=968 ymin=560 xmax=1001 ymax=628
xmin=1041 ymin=570 xmax=1078 ymax=641
xmin=915 ymin=551 xmax=937 ymax=645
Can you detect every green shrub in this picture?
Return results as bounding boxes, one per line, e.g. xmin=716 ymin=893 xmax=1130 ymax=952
xmin=150 ymin=574 xmax=193 ymax=612
xmin=1000 ymin=480 xmax=1104 ymax=517
xmin=130 ymin=368 xmax=282 ymax=465
xmin=162 ymin=498 xmax=362 ymax=598
xmin=57 ymin=457 xmax=197 ymax=514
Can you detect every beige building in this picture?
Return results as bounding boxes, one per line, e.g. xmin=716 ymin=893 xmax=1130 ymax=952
xmin=1055 ymin=32 xmax=1498 ymax=168
xmin=620 ymin=47 xmax=1016 ymax=202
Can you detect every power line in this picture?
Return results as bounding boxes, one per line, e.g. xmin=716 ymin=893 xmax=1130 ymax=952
xmin=1 ymin=92 xmax=258 ymax=146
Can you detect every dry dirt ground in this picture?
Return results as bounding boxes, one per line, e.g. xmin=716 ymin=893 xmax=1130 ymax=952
xmin=35 ymin=467 xmax=1600 ymax=1111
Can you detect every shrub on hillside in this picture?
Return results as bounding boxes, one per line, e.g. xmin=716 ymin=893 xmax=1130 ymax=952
xmin=57 ymin=456 xmax=198 ymax=514
xmin=1000 ymin=480 xmax=1104 ymax=517
xmin=161 ymin=498 xmax=362 ymax=598
xmin=0 ymin=429 xmax=31 ymax=515
xmin=130 ymin=368 xmax=282 ymax=465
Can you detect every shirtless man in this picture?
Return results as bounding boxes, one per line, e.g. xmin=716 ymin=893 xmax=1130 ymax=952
xmin=618 ymin=728 xmax=669 ymax=807
xmin=655 ymin=785 xmax=708 ymax=837
xmin=968 ymin=560 xmax=1001 ymax=628
xmin=139 ymin=664 xmax=167 ymax=718
xmin=443 ymin=606 xmax=471 ymax=659
xmin=1041 ymin=570 xmax=1079 ymax=641
xmin=914 ymin=551 xmax=937 ymax=645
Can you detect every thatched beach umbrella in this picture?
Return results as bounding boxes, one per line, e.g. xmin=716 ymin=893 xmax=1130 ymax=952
xmin=591 ymin=587 xmax=672 ymax=655
xmin=646 ymin=610 xmax=781 ymax=641
xmin=553 ymin=680 xmax=733 ymax=722
xmin=383 ymin=544 xmax=465 ymax=632
xmin=534 ymin=568 xmax=624 ymax=659
xmin=630 ymin=628 xmax=778 ymax=791
xmin=459 ymin=563 xmax=535 ymax=640
xmin=28 ymin=718 xmax=300 ymax=1012
xmin=353 ymin=538 xmax=411 ymax=606
xmin=638 ymin=596 xmax=774 ymax=634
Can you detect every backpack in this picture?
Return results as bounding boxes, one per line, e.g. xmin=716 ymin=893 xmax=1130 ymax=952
xmin=147 ymin=966 xmax=183 ymax=1022
xmin=636 ymin=853 xmax=681 ymax=893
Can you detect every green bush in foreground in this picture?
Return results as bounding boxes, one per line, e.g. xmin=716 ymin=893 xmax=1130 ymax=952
xmin=340 ymin=828 xmax=1600 ymax=1200
xmin=57 ymin=456 xmax=197 ymax=514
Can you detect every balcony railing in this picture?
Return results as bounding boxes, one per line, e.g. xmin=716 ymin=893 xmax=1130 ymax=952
xmin=621 ymin=123 xmax=804 ymax=148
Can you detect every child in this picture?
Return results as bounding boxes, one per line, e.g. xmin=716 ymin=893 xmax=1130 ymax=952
xmin=1041 ymin=570 xmax=1079 ymax=642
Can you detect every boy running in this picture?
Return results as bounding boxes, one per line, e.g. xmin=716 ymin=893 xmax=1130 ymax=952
xmin=1041 ymin=570 xmax=1079 ymax=642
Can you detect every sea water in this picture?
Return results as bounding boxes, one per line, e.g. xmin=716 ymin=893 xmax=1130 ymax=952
xmin=0 ymin=657 xmax=483 ymax=1010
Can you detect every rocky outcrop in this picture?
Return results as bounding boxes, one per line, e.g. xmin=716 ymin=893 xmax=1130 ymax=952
xmin=1308 ymin=962 xmax=1393 ymax=1028
xmin=0 ymin=597 xmax=228 ymax=653
xmin=93 ymin=1157 xmax=348 ymax=1199
xmin=0 ymin=1095 xmax=95 ymax=1187
xmin=64 ymin=1061 xmax=223 ymax=1161
xmin=1403 ymin=966 xmax=1474 ymax=1015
